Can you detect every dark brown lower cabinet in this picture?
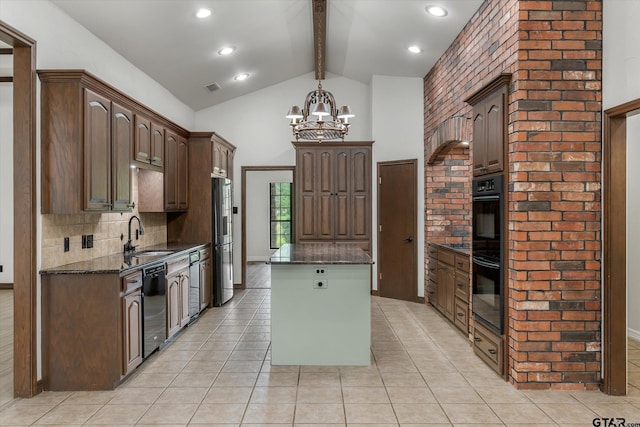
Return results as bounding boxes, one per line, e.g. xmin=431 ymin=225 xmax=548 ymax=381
xmin=428 ymin=243 xmax=470 ymax=335
xmin=167 ymin=256 xmax=190 ymax=338
xmin=199 ymin=247 xmax=211 ymax=311
xmin=122 ymin=271 xmax=143 ymax=376
xmin=473 ymin=317 xmax=504 ymax=375
xmin=42 ymin=272 xmax=141 ymax=390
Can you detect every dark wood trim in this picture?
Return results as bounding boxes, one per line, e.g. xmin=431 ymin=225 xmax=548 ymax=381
xmin=370 ymin=290 xmax=380 ymax=296
xmin=0 ymin=283 xmax=13 ymax=289
xmin=416 ymin=296 xmax=425 ymax=304
xmin=0 ymin=76 xmax=12 ymax=83
xmin=241 ymin=166 xmax=295 ymax=289
xmin=0 ymin=20 xmax=38 ymax=398
xmin=603 ymin=98 xmax=640 ymax=395
xmin=464 ymin=73 xmax=511 ymax=106
xmin=0 ymin=48 xmax=13 ymax=55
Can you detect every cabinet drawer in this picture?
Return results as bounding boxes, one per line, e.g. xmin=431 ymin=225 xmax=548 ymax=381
xmin=427 ymin=245 xmax=438 ymax=257
xmin=455 ymin=254 xmax=470 ymax=271
xmin=199 ymin=247 xmax=211 ymax=261
xmin=438 ymin=249 xmax=455 ymax=266
xmin=167 ymin=256 xmax=189 ymax=275
xmin=122 ymin=270 xmax=143 ymax=294
xmin=455 ymin=273 xmax=470 ymax=302
xmin=473 ymin=318 xmax=504 ymax=375
xmin=454 ymin=297 xmax=468 ymax=334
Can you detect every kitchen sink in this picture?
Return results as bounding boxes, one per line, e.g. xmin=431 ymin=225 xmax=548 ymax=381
xmin=132 ymin=250 xmax=174 ymax=257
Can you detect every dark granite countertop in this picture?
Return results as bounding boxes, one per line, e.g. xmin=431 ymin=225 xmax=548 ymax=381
xmin=40 ymin=242 xmax=209 ymax=275
xmin=270 ymin=243 xmax=373 ymax=265
xmin=429 ymin=242 xmax=471 ymax=255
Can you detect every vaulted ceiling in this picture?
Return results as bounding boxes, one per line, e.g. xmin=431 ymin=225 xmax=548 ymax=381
xmin=51 ymin=0 xmax=484 ymax=111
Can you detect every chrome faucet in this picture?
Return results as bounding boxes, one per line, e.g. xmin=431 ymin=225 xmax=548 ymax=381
xmin=124 ymin=215 xmax=145 ymax=254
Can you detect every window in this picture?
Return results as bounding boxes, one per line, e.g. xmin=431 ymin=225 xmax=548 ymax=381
xmin=270 ymin=182 xmax=292 ymax=249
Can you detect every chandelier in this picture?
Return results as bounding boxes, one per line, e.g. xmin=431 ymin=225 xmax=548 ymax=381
xmin=286 ymin=81 xmax=354 ymax=142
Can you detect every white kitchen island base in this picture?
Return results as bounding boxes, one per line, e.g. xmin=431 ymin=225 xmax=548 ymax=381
xmin=270 ymin=245 xmax=372 ymax=366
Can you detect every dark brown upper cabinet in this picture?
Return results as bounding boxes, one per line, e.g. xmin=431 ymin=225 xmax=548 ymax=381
xmin=211 ymin=133 xmax=236 ymax=179
xmin=39 ymin=70 xmax=189 ymax=214
xmin=465 ymin=74 xmax=510 ymax=177
xmin=293 ymin=141 xmax=373 ymax=252
xmin=163 ymin=130 xmax=188 ymax=212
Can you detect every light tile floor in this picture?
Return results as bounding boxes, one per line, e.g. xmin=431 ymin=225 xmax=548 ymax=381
xmin=245 ymin=263 xmax=271 ymax=289
xmin=0 ymin=288 xmax=639 ymax=426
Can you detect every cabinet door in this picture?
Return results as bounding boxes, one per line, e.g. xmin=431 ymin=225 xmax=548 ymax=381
xmin=444 ymin=265 xmax=455 ymax=321
xmin=472 ymin=105 xmax=486 ymax=175
xmin=150 ymin=122 xmax=164 ymax=168
xmin=134 ymin=115 xmax=151 ymax=163
xmin=334 ymin=149 xmax=350 ymax=239
xmin=296 ymin=149 xmax=317 ymax=240
xmin=112 ymin=103 xmax=133 ymax=211
xmin=122 ymin=290 xmax=142 ymax=375
xmin=166 ymin=273 xmax=181 ymax=338
xmin=164 ymin=131 xmax=178 ymax=211
xmin=350 ymin=147 xmax=371 ymax=240
xmin=84 ymin=89 xmax=112 ymax=211
xmin=212 ymin=144 xmax=223 ymax=176
xmin=177 ymin=136 xmax=189 ymax=210
xmin=317 ymin=150 xmax=334 ymax=239
xmin=179 ymin=270 xmax=190 ymax=328
xmin=484 ymin=88 xmax=505 ymax=175
xmin=199 ymin=258 xmax=210 ymax=311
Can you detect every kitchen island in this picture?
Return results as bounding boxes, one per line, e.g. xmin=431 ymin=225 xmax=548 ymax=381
xmin=269 ymin=243 xmax=373 ymax=365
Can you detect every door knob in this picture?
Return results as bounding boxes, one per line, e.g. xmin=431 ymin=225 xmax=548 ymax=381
xmin=404 ymin=237 xmax=413 ymax=242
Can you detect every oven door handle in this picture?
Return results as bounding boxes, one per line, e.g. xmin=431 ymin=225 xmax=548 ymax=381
xmin=472 ymin=195 xmax=500 ymax=201
xmin=472 ymin=256 xmax=500 ymax=269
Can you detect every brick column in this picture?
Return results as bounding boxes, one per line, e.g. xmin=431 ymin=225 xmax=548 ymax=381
xmin=507 ymin=0 xmax=602 ymax=390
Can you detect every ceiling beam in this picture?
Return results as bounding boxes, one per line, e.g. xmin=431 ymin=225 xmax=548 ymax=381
xmin=312 ymin=0 xmax=326 ymax=81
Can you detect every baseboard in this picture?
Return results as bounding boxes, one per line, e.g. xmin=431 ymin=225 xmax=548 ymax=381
xmin=417 ymin=296 xmax=425 ymax=304
xmin=370 ymin=290 xmax=380 ymax=296
xmin=628 ymin=328 xmax=640 ymax=342
xmin=0 ymin=283 xmax=13 ymax=290
xmin=247 ymin=256 xmax=269 ymax=263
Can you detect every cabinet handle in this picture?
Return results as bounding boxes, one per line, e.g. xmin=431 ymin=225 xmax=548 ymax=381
xmin=474 ymin=337 xmax=482 ymax=342
xmin=456 ymin=312 xmax=464 ymax=317
xmin=488 ymin=349 xmax=497 ymax=355
xmin=126 ymin=202 xmax=136 ymax=208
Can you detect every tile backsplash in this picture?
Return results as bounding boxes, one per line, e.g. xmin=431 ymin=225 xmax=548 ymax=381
xmin=41 ymin=170 xmax=167 ymax=269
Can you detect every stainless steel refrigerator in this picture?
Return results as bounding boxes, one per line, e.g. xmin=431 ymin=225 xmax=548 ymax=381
xmin=212 ymin=177 xmax=234 ymax=306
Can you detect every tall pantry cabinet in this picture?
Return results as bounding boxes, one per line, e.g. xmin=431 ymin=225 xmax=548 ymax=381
xmin=293 ymin=141 xmax=373 ymax=253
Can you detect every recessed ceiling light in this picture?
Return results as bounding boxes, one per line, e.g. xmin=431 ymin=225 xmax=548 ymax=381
xmin=408 ymin=45 xmax=422 ymax=54
xmin=426 ymin=5 xmax=448 ymax=17
xmin=196 ymin=8 xmax=212 ymax=19
xmin=218 ymin=47 xmax=235 ymax=56
xmin=234 ymin=73 xmax=250 ymax=81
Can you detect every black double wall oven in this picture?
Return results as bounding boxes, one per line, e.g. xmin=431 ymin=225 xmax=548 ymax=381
xmin=472 ymin=174 xmax=504 ymax=333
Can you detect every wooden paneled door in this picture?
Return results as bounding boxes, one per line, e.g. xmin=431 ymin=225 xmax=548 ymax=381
xmin=377 ymin=159 xmax=417 ymax=302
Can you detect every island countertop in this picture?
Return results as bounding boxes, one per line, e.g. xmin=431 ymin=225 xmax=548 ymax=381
xmin=269 ymin=243 xmax=373 ymax=265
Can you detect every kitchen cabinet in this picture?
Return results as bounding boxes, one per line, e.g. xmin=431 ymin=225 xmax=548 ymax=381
xmin=293 ymin=141 xmax=372 ymax=252
xmin=39 ymin=70 xmax=189 ymax=213
xmin=473 ymin=316 xmax=504 ymax=375
xmin=133 ymin=116 xmax=164 ymax=169
xmin=121 ymin=270 xmax=143 ymax=376
xmin=428 ymin=243 xmax=470 ymax=335
xmin=212 ymin=133 xmax=236 ymax=179
xmin=166 ymin=256 xmax=190 ymax=338
xmin=465 ymin=74 xmax=510 ymax=177
xmin=164 ymin=131 xmax=188 ymax=211
xmin=199 ymin=247 xmax=211 ymax=311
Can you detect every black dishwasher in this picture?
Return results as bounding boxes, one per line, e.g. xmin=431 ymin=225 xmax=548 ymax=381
xmin=142 ymin=263 xmax=167 ymax=358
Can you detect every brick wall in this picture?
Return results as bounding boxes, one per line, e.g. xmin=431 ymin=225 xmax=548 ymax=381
xmin=424 ymin=0 xmax=602 ymax=389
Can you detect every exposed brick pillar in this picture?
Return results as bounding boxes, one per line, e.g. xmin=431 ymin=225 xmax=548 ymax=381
xmin=507 ymin=0 xmax=602 ymax=390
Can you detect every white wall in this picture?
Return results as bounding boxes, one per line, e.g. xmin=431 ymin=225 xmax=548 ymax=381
xmin=0 ymin=0 xmax=195 ymax=129
xmin=245 ymin=170 xmax=293 ymax=262
xmin=603 ymin=0 xmax=640 ymax=109
xmin=371 ymin=75 xmax=425 ymax=296
xmin=0 ymin=82 xmax=12 ymax=284
xmin=195 ymin=72 xmax=372 ymax=280
xmin=603 ymin=0 xmax=640 ymax=340
xmin=627 ymin=115 xmax=640 ymax=340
